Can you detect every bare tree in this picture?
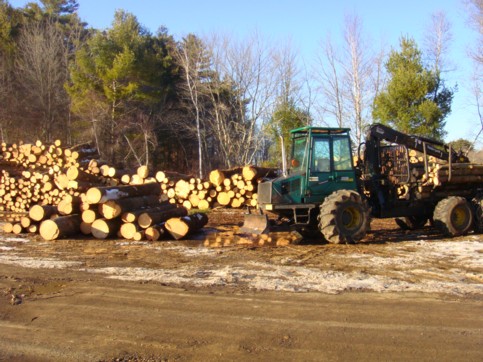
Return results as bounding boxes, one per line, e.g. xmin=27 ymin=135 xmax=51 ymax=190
xmin=464 ymin=0 xmax=483 ymax=146
xmin=465 ymin=0 xmax=483 ymax=66
xmin=315 ymin=14 xmax=381 ymax=144
xmin=424 ymin=11 xmax=453 ymax=73
xmin=15 ymin=19 xmax=69 ymax=142
xmin=315 ymin=34 xmax=346 ymax=127
xmin=205 ymin=32 xmax=277 ymax=167
xmin=174 ymin=34 xmax=209 ymax=178
xmin=342 ymin=14 xmax=374 ymax=144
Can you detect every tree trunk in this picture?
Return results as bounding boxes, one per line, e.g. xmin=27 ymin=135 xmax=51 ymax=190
xmin=165 ymin=213 xmax=208 ymax=240
xmin=137 ymin=206 xmax=188 ymax=229
xmin=39 ymin=214 xmax=82 ymax=240
xmin=99 ymin=195 xmax=161 ymax=219
xmin=85 ymin=183 xmax=161 ymax=204
xmin=91 ymin=218 xmax=123 ymax=239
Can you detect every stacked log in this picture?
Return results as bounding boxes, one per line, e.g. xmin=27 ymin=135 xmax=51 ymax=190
xmin=165 ymin=213 xmax=209 ymax=240
xmin=428 ymin=163 xmax=483 ymax=187
xmin=1 ymin=137 xmax=278 ymax=241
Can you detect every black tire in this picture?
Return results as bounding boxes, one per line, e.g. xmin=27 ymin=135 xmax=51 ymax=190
xmin=472 ymin=195 xmax=483 ymax=233
xmin=433 ymin=197 xmax=474 ymax=236
xmin=318 ymin=190 xmax=371 ymax=244
xmin=395 ymin=216 xmax=428 ymax=230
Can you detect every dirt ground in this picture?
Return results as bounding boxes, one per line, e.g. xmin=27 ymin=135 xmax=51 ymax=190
xmin=0 ymin=209 xmax=482 ymax=361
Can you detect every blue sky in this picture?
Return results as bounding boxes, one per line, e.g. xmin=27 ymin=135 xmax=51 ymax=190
xmin=9 ymin=0 xmax=482 ymax=144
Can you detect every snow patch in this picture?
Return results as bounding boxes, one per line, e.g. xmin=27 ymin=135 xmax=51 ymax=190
xmin=0 ymin=236 xmax=30 ymax=243
xmin=0 ymin=254 xmax=82 ymax=269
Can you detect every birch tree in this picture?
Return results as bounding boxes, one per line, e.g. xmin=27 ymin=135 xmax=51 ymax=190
xmin=174 ymin=34 xmax=210 ymax=178
xmin=205 ymin=32 xmax=277 ymax=167
xmin=315 ymin=14 xmax=381 ymax=144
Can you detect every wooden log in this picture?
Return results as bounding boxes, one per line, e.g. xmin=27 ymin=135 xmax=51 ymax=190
xmin=82 ymin=209 xmax=101 ymax=223
xmin=145 ymin=226 xmax=164 ymax=241
xmin=80 ymin=221 xmax=92 ymax=235
xmin=137 ymin=206 xmax=188 ymax=229
xmin=3 ymin=222 xmax=13 ymax=233
xmin=121 ymin=204 xmax=176 ymax=223
xmin=85 ymin=183 xmax=161 ymax=204
xmin=242 ymin=165 xmax=278 ymax=181
xmin=119 ymin=222 xmax=139 ymax=239
xmin=91 ymin=218 xmax=122 ymax=239
xmin=434 ymin=174 xmax=483 ymax=186
xmin=29 ymin=205 xmax=57 ymax=222
xmin=137 ymin=165 xmax=149 ymax=179
xmin=99 ymin=195 xmax=161 ymax=219
xmin=198 ymin=199 xmax=210 ymax=210
xmin=66 ymin=166 xmax=101 ymax=183
xmin=20 ymin=216 xmax=31 ymax=228
xmin=216 ymin=192 xmax=231 ymax=206
xmin=39 ymin=214 xmax=82 ymax=241
xmin=57 ymin=198 xmax=80 ymax=216
xmin=132 ymin=230 xmax=146 ymax=241
xmin=165 ymin=213 xmax=208 ymax=240
xmin=12 ymin=223 xmax=23 ymax=234
xmin=209 ymin=167 xmax=243 ymax=187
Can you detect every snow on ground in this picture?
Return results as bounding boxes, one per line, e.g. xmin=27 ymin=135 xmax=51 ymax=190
xmin=0 ymin=231 xmax=482 ymax=296
xmin=0 ymin=254 xmax=83 ymax=269
xmin=85 ymin=239 xmax=483 ymax=296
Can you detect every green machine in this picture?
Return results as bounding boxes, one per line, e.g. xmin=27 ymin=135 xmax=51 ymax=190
xmin=243 ymin=126 xmax=370 ymax=244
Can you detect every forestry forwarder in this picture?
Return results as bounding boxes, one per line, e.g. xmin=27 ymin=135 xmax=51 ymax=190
xmin=242 ymin=123 xmax=483 ymax=243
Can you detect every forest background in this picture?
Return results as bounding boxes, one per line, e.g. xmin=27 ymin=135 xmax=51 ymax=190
xmin=1 ymin=0 xmax=482 ymax=177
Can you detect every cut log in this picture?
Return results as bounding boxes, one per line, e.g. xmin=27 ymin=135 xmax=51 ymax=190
xmin=80 ymin=221 xmax=92 ymax=235
xmin=165 ymin=213 xmax=208 ymax=240
xmin=82 ymin=209 xmax=101 ymax=223
xmin=209 ymin=167 xmax=242 ymax=187
xmin=119 ymin=222 xmax=139 ymax=239
xmin=133 ymin=230 xmax=145 ymax=241
xmin=39 ymin=214 xmax=82 ymax=241
xmin=91 ymin=218 xmax=122 ymax=239
xmin=29 ymin=205 xmax=57 ymax=222
xmin=66 ymin=166 xmax=101 ymax=183
xmin=216 ymin=192 xmax=231 ymax=206
xmin=242 ymin=165 xmax=278 ymax=181
xmin=137 ymin=165 xmax=149 ymax=179
xmin=99 ymin=194 xmax=161 ymax=219
xmin=121 ymin=204 xmax=176 ymax=223
xmin=12 ymin=223 xmax=23 ymax=234
xmin=57 ymin=198 xmax=80 ymax=215
xmin=137 ymin=206 xmax=188 ymax=229
xmin=85 ymin=183 xmax=161 ymax=204
xmin=145 ymin=226 xmax=165 ymax=241
xmin=3 ymin=222 xmax=13 ymax=233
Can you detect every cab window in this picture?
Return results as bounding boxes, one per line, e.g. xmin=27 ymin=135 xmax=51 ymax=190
xmin=291 ymin=135 xmax=308 ymax=171
xmin=312 ymin=138 xmax=330 ymax=172
xmin=333 ymin=136 xmax=352 ymax=170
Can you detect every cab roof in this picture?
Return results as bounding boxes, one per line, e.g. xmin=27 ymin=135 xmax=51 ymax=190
xmin=290 ymin=126 xmax=351 ymax=135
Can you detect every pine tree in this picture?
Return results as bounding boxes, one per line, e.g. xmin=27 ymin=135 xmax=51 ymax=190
xmin=372 ymin=37 xmax=454 ymax=140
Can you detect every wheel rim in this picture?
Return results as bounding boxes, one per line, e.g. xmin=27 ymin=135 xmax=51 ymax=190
xmin=451 ymin=205 xmax=469 ymax=230
xmin=341 ymin=205 xmax=362 ymax=231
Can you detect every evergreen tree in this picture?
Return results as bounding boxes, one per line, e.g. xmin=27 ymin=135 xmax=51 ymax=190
xmin=372 ymin=37 xmax=454 ymax=140
xmin=266 ymin=99 xmax=310 ymax=166
xmin=67 ymin=10 xmax=176 ymax=164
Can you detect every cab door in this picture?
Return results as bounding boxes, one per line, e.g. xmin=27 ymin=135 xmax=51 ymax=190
xmin=305 ymin=135 xmax=357 ymax=203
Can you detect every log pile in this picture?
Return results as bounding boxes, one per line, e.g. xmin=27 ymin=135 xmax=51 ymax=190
xmin=379 ymin=147 xmax=483 ymax=200
xmin=1 ymin=137 xmax=279 ymax=240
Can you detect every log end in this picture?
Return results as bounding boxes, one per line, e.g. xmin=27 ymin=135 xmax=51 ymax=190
xmin=39 ymin=220 xmax=60 ymax=241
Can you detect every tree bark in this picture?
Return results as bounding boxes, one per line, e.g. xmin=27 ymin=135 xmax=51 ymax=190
xmin=39 ymin=214 xmax=82 ymax=240
xmin=165 ymin=213 xmax=208 ymax=240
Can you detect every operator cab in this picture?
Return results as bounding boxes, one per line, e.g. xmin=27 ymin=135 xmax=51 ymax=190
xmin=288 ymin=127 xmax=357 ymax=203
